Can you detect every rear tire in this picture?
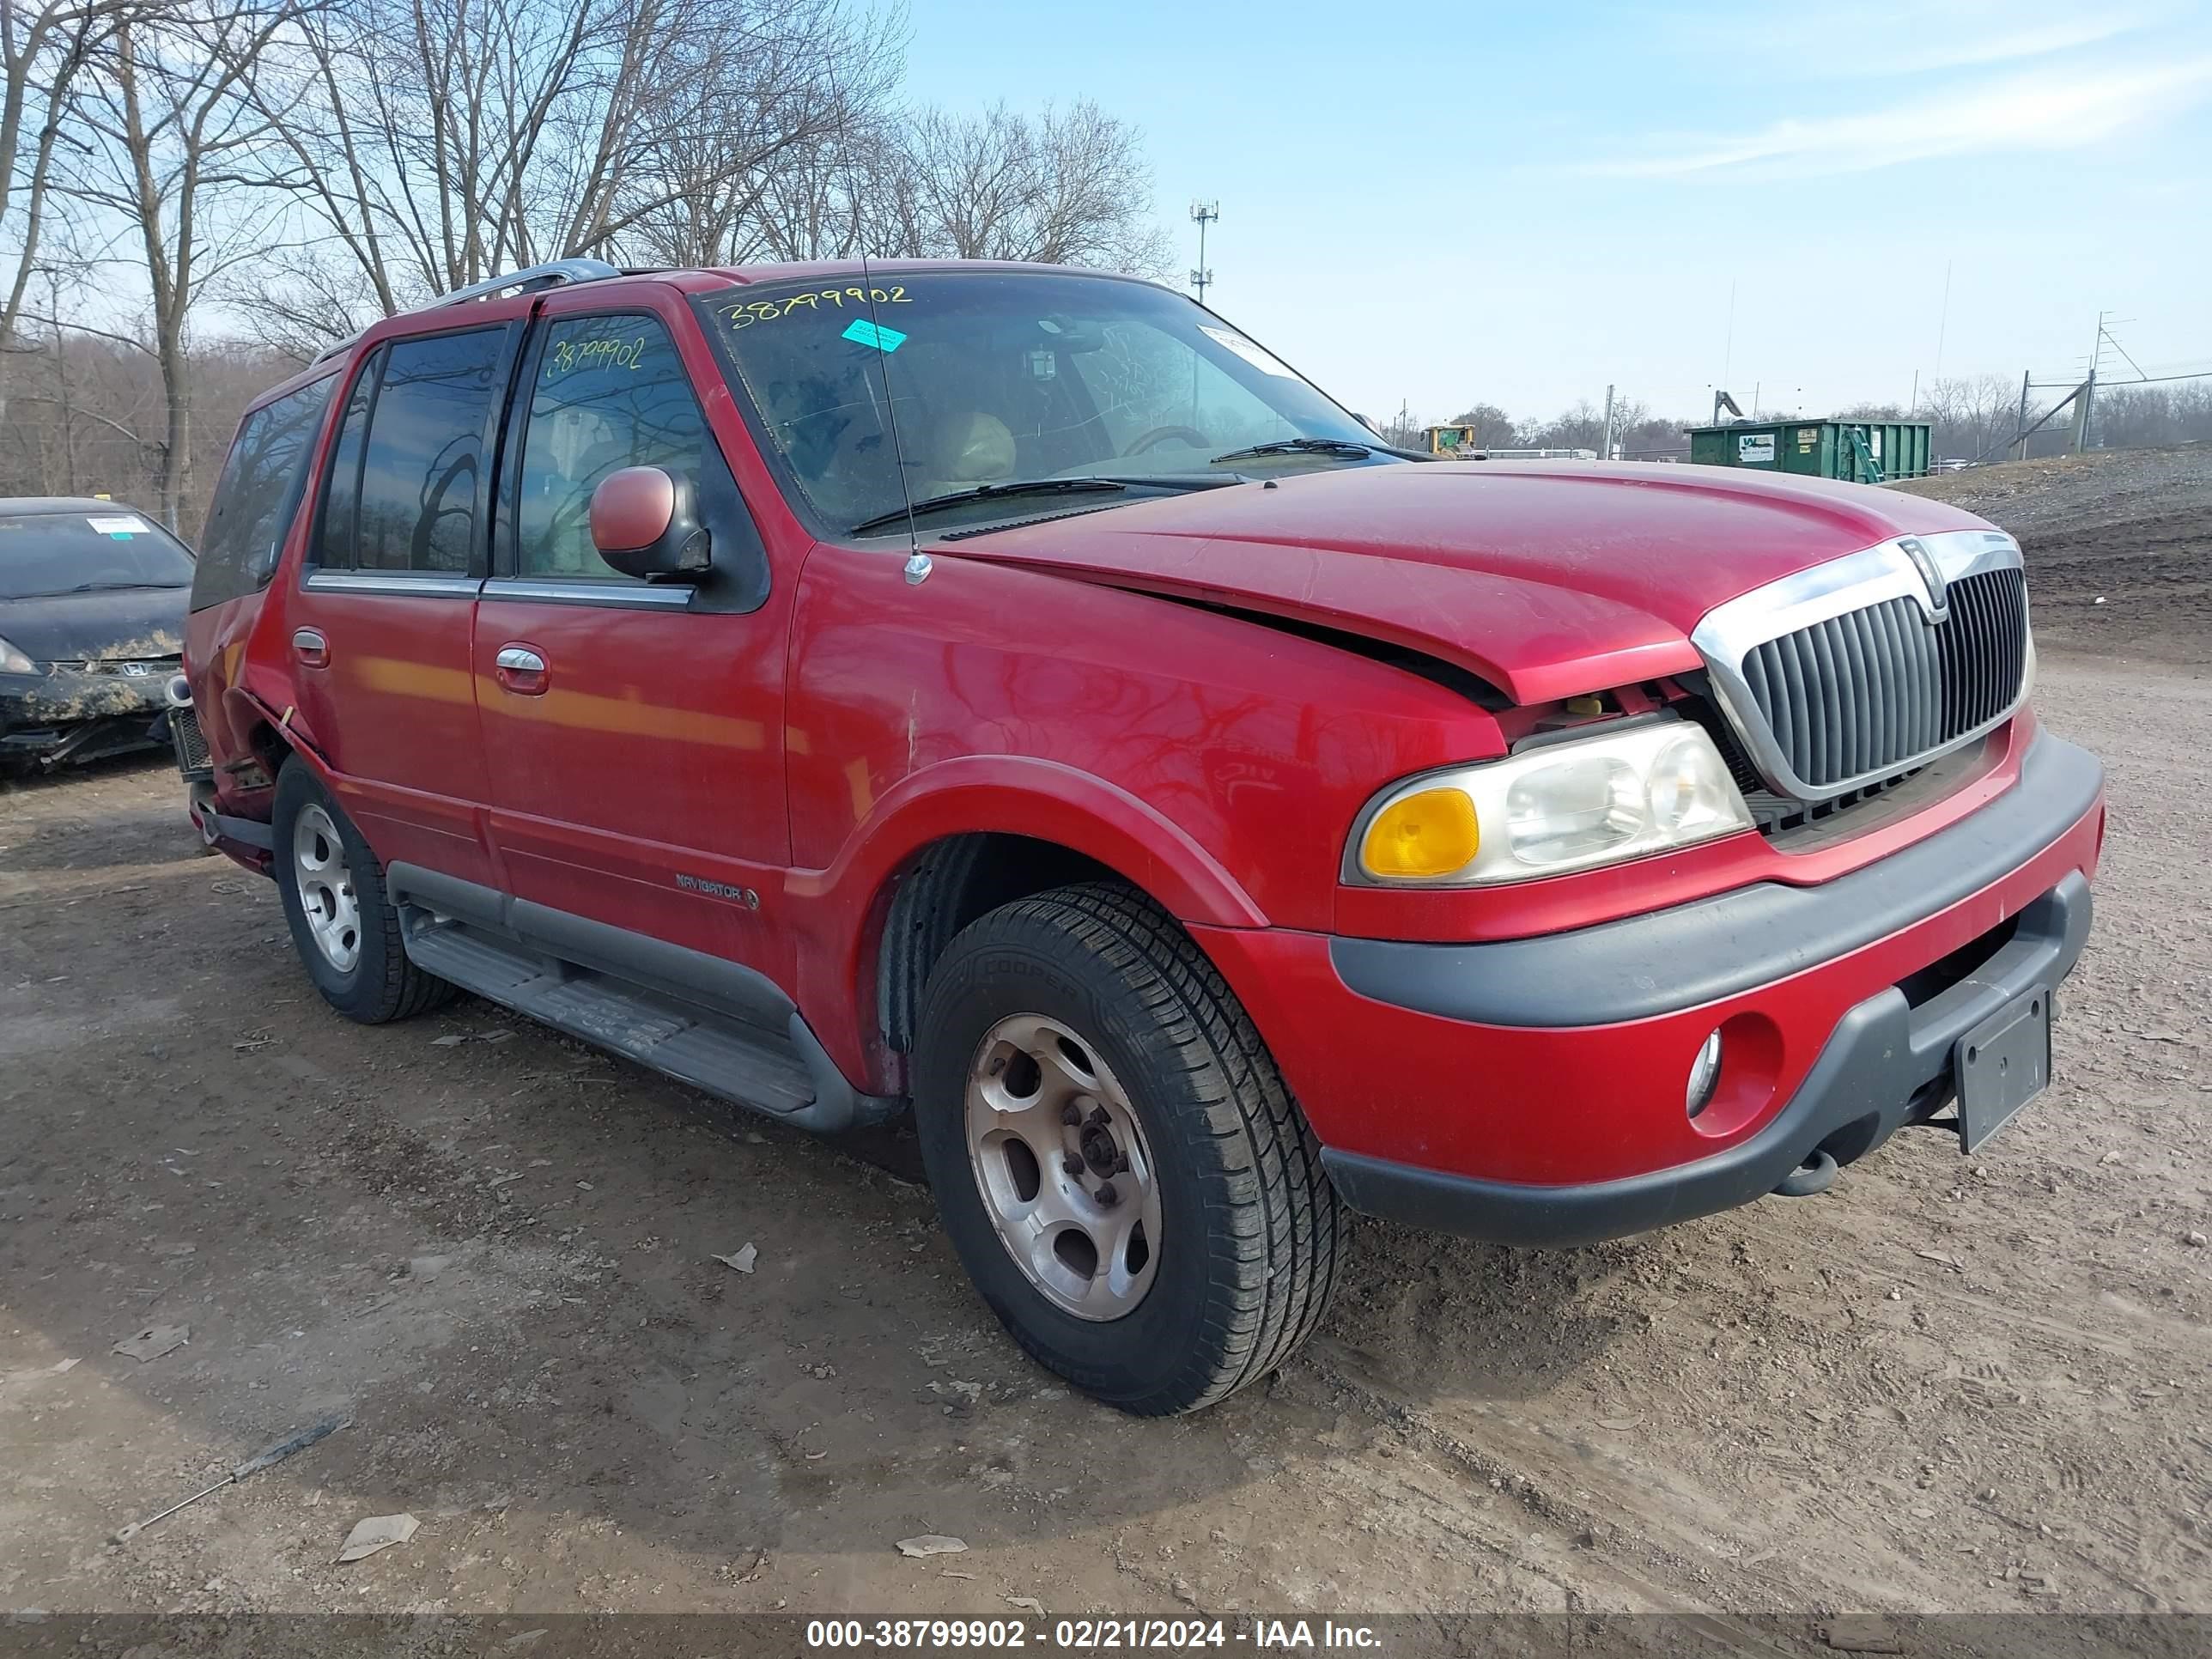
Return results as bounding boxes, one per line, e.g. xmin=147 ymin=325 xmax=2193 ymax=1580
xmin=913 ymin=883 xmax=1342 ymax=1414
xmin=272 ymin=760 xmax=457 ymax=1024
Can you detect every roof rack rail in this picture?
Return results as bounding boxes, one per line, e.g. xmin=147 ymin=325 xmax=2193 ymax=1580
xmin=311 ymin=258 xmax=624 ymax=365
xmin=427 ymin=257 xmax=623 ymax=310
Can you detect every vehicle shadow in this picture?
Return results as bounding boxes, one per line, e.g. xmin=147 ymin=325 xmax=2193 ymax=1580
xmin=0 ymin=773 xmax=1627 ymax=1606
xmin=0 ymin=761 xmax=202 ymax=874
xmin=0 ymin=746 xmax=174 ymax=799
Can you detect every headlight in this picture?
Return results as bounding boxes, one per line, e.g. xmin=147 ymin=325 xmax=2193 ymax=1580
xmin=0 ymin=635 xmax=36 ymax=675
xmin=1351 ymin=720 xmax=1753 ymax=885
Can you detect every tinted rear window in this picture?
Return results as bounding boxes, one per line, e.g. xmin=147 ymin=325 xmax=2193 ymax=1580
xmin=0 ymin=511 xmax=197 ymax=601
xmin=192 ymin=373 xmax=338 ymax=612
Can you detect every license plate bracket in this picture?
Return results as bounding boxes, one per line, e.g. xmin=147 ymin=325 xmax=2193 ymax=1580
xmin=1954 ymin=990 xmax=2052 ymax=1153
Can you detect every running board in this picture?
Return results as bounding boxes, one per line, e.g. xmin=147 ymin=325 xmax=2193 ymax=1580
xmin=388 ymin=864 xmax=897 ymax=1134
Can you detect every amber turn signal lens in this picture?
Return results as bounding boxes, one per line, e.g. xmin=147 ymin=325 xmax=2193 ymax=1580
xmin=1361 ymin=787 xmax=1480 ymax=879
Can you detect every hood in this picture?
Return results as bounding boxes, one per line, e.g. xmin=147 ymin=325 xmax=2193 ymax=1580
xmin=943 ymin=461 xmax=1996 ymax=704
xmin=0 ymin=585 xmax=188 ymax=665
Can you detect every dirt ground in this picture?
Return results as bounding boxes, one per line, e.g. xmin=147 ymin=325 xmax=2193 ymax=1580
xmin=3 ymin=450 xmax=2209 ymax=1633
xmin=1895 ymin=443 xmax=2212 ymax=667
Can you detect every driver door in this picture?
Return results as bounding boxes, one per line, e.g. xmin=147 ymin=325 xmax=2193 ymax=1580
xmin=471 ymin=298 xmax=790 ymax=981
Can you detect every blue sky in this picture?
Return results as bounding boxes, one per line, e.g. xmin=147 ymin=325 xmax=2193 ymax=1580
xmin=901 ymin=0 xmax=2212 ymax=427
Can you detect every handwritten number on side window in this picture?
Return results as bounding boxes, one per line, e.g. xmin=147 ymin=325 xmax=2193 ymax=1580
xmin=544 ymin=334 xmax=651 ymax=380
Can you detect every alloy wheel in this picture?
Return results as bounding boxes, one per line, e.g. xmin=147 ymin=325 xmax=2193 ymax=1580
xmin=291 ymin=802 xmax=361 ymax=974
xmin=963 ymin=1013 xmax=1164 ymax=1321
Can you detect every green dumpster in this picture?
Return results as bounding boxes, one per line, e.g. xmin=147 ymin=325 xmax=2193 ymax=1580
xmin=1686 ymin=418 xmax=1930 ymax=484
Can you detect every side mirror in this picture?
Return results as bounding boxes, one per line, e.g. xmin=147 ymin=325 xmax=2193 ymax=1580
xmin=589 ymin=465 xmax=709 ymax=582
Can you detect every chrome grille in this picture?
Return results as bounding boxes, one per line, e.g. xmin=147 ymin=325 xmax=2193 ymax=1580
xmin=1938 ymin=567 xmax=2031 ymax=735
xmin=1739 ymin=567 xmax=2026 ymax=791
xmin=1742 ymin=594 xmax=1942 ymax=789
xmin=1693 ymin=532 xmax=2031 ymax=804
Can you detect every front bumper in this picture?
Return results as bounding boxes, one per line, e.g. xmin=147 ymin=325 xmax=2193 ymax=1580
xmin=1192 ymin=732 xmax=2106 ymax=1247
xmin=1 ymin=668 xmax=170 ymax=765
xmin=1325 ymin=871 xmax=2089 ymax=1245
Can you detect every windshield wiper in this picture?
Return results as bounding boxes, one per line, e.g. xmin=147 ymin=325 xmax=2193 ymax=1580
xmin=849 ymin=477 xmax=1127 ymax=537
xmin=1209 ymin=436 xmax=1373 ymax=465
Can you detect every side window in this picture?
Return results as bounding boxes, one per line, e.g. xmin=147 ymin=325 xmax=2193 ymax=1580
xmin=315 ymin=350 xmax=379 ymax=570
xmin=516 ymin=313 xmax=707 ymax=580
xmin=319 ymin=327 xmax=504 ymax=574
xmin=191 ymin=373 xmax=337 ymax=611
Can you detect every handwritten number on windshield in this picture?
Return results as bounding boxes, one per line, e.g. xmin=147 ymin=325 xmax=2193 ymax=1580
xmin=720 ymin=287 xmax=910 ymax=330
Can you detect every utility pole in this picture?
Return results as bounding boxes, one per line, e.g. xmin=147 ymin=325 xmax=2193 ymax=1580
xmin=1721 ymin=279 xmax=1735 ymax=395
xmin=1932 ymin=258 xmax=1952 ymax=386
xmin=2016 ymin=369 xmax=2031 ymax=462
xmin=49 ymin=270 xmax=76 ymax=495
xmin=2074 ymin=310 xmax=2105 ymax=453
xmin=1600 ymin=384 xmax=1614 ymax=461
xmin=1188 ymin=201 xmax=1219 ymax=306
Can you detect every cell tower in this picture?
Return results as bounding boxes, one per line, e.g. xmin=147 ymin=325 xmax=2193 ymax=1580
xmin=1189 ymin=201 xmax=1219 ymax=305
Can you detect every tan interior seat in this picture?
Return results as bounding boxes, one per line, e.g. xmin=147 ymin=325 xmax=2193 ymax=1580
xmin=920 ymin=411 xmax=1017 ymax=500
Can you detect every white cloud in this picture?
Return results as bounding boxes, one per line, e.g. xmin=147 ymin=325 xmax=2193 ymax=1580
xmin=1589 ymin=56 xmax=2212 ymax=179
xmin=1661 ymin=1 xmax=2161 ymax=80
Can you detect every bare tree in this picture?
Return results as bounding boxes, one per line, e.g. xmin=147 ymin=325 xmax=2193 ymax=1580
xmin=878 ymin=100 xmax=1170 ymax=274
xmin=0 ymin=2 xmax=124 ymax=348
xmin=57 ymin=0 xmax=293 ymax=528
xmin=2092 ymin=381 xmax=2212 ymax=450
xmin=1444 ymin=402 xmax=1516 ymax=447
xmin=11 ymin=0 xmax=1177 ymax=504
xmin=0 ymin=320 xmax=296 ymax=506
xmin=622 ymin=0 xmax=906 ymax=268
xmin=230 ymin=0 xmax=896 ymax=332
xmin=1917 ymin=374 xmax=2023 ymax=464
xmin=706 ymin=114 xmax=897 ymax=264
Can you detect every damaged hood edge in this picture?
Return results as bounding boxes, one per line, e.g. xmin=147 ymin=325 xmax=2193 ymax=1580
xmin=943 ymin=538 xmax=1704 ymax=706
xmin=932 ymin=461 xmax=1999 ymax=705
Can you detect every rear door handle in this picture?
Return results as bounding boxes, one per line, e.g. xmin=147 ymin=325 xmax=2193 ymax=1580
xmin=494 ymin=643 xmax=549 ymax=696
xmin=292 ymin=628 xmax=328 ymax=668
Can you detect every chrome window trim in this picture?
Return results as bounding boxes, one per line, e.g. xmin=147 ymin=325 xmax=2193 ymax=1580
xmin=1690 ymin=528 xmax=2029 ymax=804
xmin=302 ymin=569 xmax=482 ymax=599
xmin=480 ymin=577 xmax=696 ymax=611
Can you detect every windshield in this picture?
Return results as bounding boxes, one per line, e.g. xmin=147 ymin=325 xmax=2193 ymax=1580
xmin=0 ymin=509 xmax=196 ymax=599
xmin=699 ymin=270 xmax=1393 ymax=534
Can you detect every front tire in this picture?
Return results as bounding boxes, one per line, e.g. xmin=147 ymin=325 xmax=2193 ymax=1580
xmin=272 ymin=760 xmax=456 ymax=1024
xmin=913 ymin=884 xmax=1342 ymax=1414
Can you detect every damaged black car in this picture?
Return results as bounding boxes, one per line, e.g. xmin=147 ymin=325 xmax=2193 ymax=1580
xmin=0 ymin=498 xmax=194 ymax=772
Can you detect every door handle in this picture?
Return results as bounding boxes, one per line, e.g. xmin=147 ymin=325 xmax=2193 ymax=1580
xmin=493 ymin=643 xmax=549 ymax=696
xmin=292 ymin=628 xmax=328 ymax=668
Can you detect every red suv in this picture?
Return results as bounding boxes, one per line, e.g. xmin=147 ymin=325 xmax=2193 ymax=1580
xmin=181 ymin=258 xmax=2104 ymax=1413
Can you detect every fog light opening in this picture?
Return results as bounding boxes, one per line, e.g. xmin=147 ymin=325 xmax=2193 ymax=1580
xmin=1685 ymin=1029 xmax=1724 ymax=1120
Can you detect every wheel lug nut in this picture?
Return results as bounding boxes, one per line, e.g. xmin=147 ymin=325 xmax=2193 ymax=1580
xmin=1096 ymin=1182 xmax=1118 ymax=1207
xmin=1062 ymin=1155 xmax=1085 ymax=1177
xmin=1086 ymin=1106 xmax=1111 ymax=1129
xmin=1060 ymin=1102 xmax=1083 ymax=1127
xmin=1113 ymin=1152 xmax=1130 ymax=1175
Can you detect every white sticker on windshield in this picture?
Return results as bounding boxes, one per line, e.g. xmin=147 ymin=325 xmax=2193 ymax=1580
xmin=1200 ymin=325 xmax=1297 ymax=379
xmin=87 ymin=514 xmax=149 ymax=537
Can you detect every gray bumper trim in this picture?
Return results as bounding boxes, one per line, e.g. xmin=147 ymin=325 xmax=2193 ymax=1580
xmin=1323 ymin=872 xmax=2094 ymax=1247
